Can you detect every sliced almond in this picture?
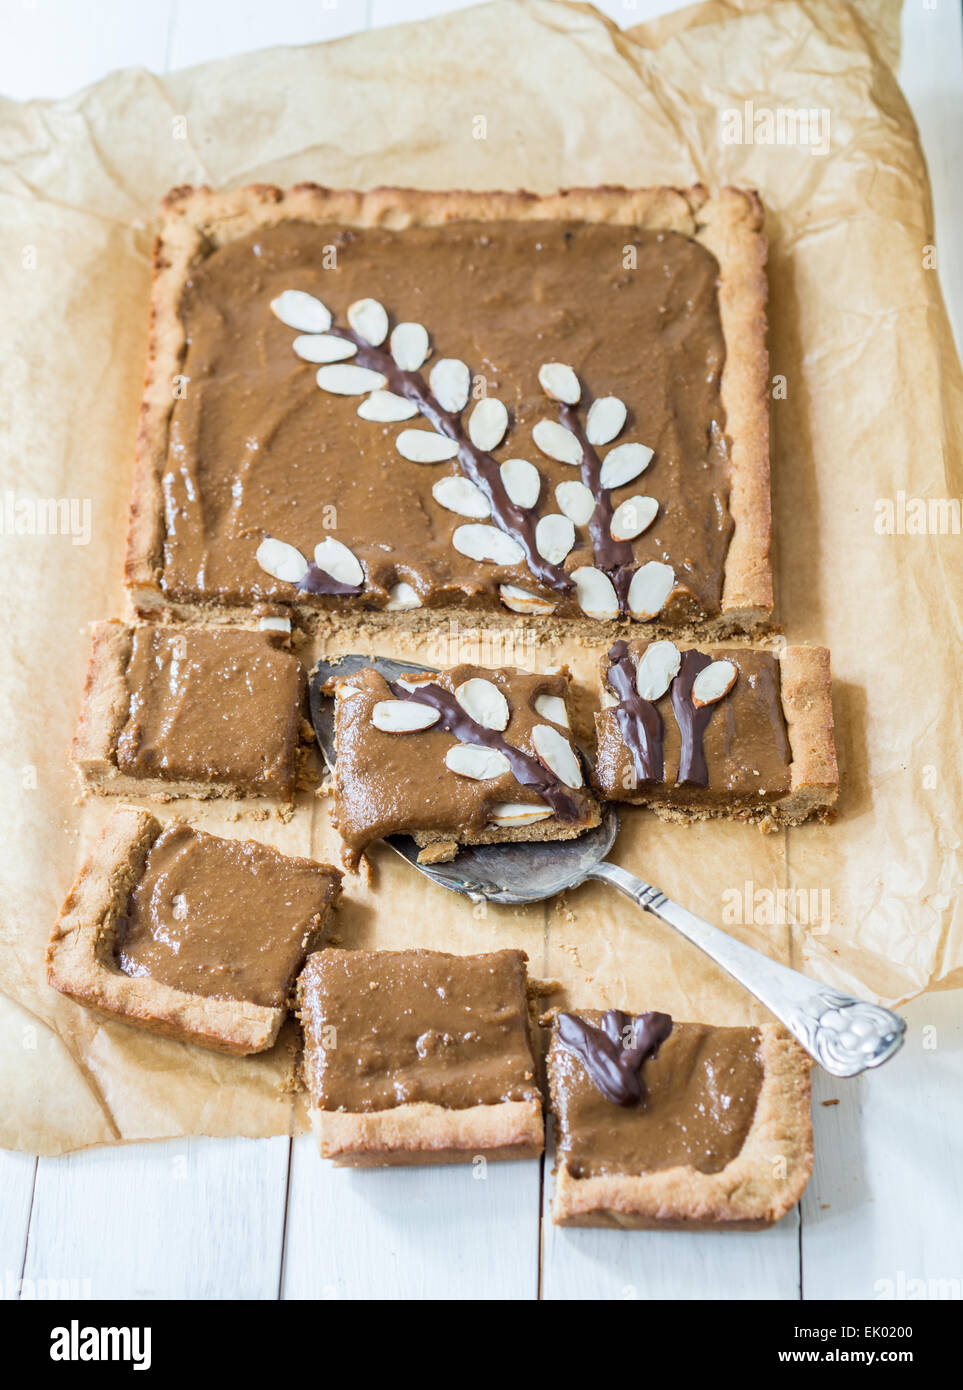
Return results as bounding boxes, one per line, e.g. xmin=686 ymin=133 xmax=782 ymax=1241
xmin=258 ymin=615 xmax=292 ymax=634
xmin=500 ymin=458 xmax=541 ymax=509
xmin=390 ymin=321 xmax=430 ymax=372
xmin=611 ymin=495 xmax=659 ymax=542
xmin=385 ymin=581 xmax=422 ymax=611
xmin=586 ymin=395 xmax=627 ymax=447
xmin=432 ymin=475 xmax=491 ymax=519
xmin=538 ymin=362 xmax=580 ymax=405
xmin=313 ymin=537 xmax=364 ymax=587
xmin=454 ymin=677 xmax=510 ymax=730
xmin=627 ymin=561 xmax=675 ymax=621
xmin=429 ymin=358 xmax=471 ymax=413
xmin=555 ymin=480 xmax=596 ymax=526
xmin=498 ymin=584 xmax=555 ymax=616
xmin=452 ymin=524 xmax=524 ymax=567
xmin=358 ymin=390 xmax=418 ymax=422
xmin=533 ymin=419 xmax=582 ymax=466
xmin=468 ymin=397 xmax=508 ymax=452
xmin=347 ymin=297 xmax=388 ymax=346
xmin=635 ymin=640 xmax=681 ymax=701
xmin=316 ymin=364 xmax=387 ymax=396
xmin=571 ymin=566 xmax=619 ymax=620
xmin=599 ymin=442 xmax=654 ymax=490
xmin=531 ymin=724 xmax=583 ymax=788
xmin=395 ymin=674 xmax=436 ymax=692
xmin=293 ymin=333 xmax=356 ymax=363
xmin=692 ymin=659 xmax=738 ymax=708
xmin=255 ymin=536 xmax=308 ymax=586
xmin=599 ymin=689 xmax=619 ymax=710
xmin=396 ymin=429 xmax=459 ymax=463
xmin=489 ymin=800 xmax=553 ymax=828
xmin=372 ymin=700 xmax=440 ymax=733
xmin=445 ymin=744 xmax=511 ymax=780
xmin=270 ymin=290 xmax=331 ymax=333
xmin=535 ymin=513 xmax=575 ymax=565
xmin=533 ymin=693 xmax=569 ymax=728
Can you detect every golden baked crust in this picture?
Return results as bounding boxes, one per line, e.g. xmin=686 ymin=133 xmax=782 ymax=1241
xmin=46 ymin=808 xmax=337 ymax=1055
xmin=309 ymin=1100 xmax=544 ymax=1167
xmin=126 ymin=183 xmax=771 ymax=636
xmin=551 ymin=1025 xmax=812 ymax=1229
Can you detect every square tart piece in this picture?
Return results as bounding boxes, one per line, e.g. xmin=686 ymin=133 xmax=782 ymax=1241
xmin=330 ymin=662 xmax=600 ymax=869
xmin=72 ymin=620 xmax=307 ymax=801
xmin=127 ymin=183 xmax=771 ymax=638
xmin=546 ymin=1010 xmax=813 ymax=1229
xmin=594 ymin=639 xmax=837 ymax=825
xmin=47 ymin=808 xmax=341 ymax=1055
xmin=298 ymin=948 xmax=543 ymax=1165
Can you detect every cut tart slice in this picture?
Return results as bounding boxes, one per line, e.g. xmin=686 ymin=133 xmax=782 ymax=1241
xmin=593 ymin=639 xmax=837 ymax=825
xmin=46 ymin=808 xmax=341 ymax=1055
xmin=127 ymin=183 xmax=771 ymax=637
xmin=298 ymin=947 xmax=543 ymax=1165
xmin=72 ymin=620 xmax=309 ymax=801
xmin=329 ymin=661 xmax=600 ymax=869
xmin=546 ymin=1008 xmax=813 ymax=1229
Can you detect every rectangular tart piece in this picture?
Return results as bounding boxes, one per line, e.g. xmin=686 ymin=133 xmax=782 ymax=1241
xmin=47 ymin=808 xmax=341 ymax=1055
xmin=593 ymin=640 xmax=837 ymax=824
xmin=127 ymin=183 xmax=771 ymax=637
xmin=546 ymin=1009 xmax=813 ymax=1229
xmin=72 ymin=620 xmax=307 ymax=800
xmin=330 ymin=662 xmax=600 ymax=868
xmin=298 ymin=947 xmax=543 ymax=1165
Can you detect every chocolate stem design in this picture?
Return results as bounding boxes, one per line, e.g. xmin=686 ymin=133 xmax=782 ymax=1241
xmin=329 ymin=326 xmax=572 ymax=597
xmin=559 ymin=402 xmax=636 ymax=611
xmin=605 ymin=639 xmax=665 ymax=783
xmin=388 ymin=679 xmax=583 ymax=822
xmin=670 ymin=649 xmax=716 ymax=786
xmin=557 ymin=1009 xmax=673 ymax=1106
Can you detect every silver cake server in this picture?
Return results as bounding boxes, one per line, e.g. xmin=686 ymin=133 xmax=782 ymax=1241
xmin=309 ymin=654 xmax=905 ymax=1078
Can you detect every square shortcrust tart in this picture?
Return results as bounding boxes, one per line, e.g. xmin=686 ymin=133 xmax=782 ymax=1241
xmin=127 ymin=183 xmax=772 ymax=639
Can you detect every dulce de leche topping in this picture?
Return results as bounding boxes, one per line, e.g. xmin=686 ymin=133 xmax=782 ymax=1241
xmin=595 ymin=644 xmax=791 ymax=804
xmin=116 ymin=823 xmax=340 ymax=1007
xmin=333 ymin=663 xmax=597 ymax=865
xmin=299 ymin=948 xmax=539 ymax=1112
xmin=163 ymin=219 xmax=731 ymax=618
xmin=115 ymin=627 xmax=305 ymax=795
xmin=548 ymin=1013 xmax=764 ymax=1178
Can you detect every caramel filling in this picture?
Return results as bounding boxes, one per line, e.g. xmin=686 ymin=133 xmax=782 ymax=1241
xmin=163 ymin=220 xmax=731 ymax=617
xmin=300 ymin=948 xmax=539 ymax=1112
xmin=115 ymin=627 xmax=305 ymax=795
xmin=115 ymin=824 xmax=339 ymax=1007
xmin=549 ymin=1016 xmax=764 ymax=1178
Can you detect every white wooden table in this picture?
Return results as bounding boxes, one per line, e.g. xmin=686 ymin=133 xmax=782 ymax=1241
xmin=2 ymin=0 xmax=961 ymax=1301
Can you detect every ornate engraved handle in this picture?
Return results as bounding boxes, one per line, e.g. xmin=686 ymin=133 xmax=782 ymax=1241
xmin=586 ymin=861 xmax=905 ymax=1077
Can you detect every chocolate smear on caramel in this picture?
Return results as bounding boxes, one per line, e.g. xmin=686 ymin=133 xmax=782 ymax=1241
xmin=388 ymin=678 xmax=583 ymax=822
xmin=606 ymin=639 xmax=665 ymax=783
xmin=328 ymin=325 xmax=572 ymax=598
xmin=299 ymin=561 xmax=364 ymax=597
xmin=557 ymin=1009 xmax=673 ymax=1106
xmin=670 ymin=648 xmax=716 ymax=786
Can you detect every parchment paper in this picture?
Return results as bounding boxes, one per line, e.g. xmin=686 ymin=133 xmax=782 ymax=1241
xmin=1 ymin=0 xmax=960 ymax=1154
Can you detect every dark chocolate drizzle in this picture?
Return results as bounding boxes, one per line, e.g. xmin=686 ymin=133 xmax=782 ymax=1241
xmin=605 ymin=639 xmax=665 ymax=784
xmin=327 ymin=325 xmax=572 ymax=597
xmin=557 ymin=1009 xmax=673 ymax=1106
xmin=387 ymin=678 xmax=582 ymax=822
xmin=299 ymin=560 xmax=364 ymax=597
xmin=670 ymin=648 xmax=716 ymax=786
xmin=558 ymin=402 xmax=637 ymax=614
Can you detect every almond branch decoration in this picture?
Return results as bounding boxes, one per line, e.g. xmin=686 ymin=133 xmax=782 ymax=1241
xmin=256 ymin=290 xmax=679 ymax=621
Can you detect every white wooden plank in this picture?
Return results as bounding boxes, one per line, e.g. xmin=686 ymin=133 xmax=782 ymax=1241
xmin=167 ymin=0 xmax=369 ymax=70
xmin=23 ymin=1137 xmax=289 ymax=1299
xmin=540 ymin=1118 xmax=801 ymax=1301
xmin=802 ymin=989 xmax=963 ymax=1300
xmin=0 ymin=0 xmax=174 ymax=99
xmin=281 ymin=1134 xmax=540 ymax=1299
xmin=0 ymin=1151 xmax=37 ymax=1298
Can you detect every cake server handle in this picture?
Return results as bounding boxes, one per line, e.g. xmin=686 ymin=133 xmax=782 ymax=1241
xmin=584 ymin=860 xmax=905 ymax=1077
